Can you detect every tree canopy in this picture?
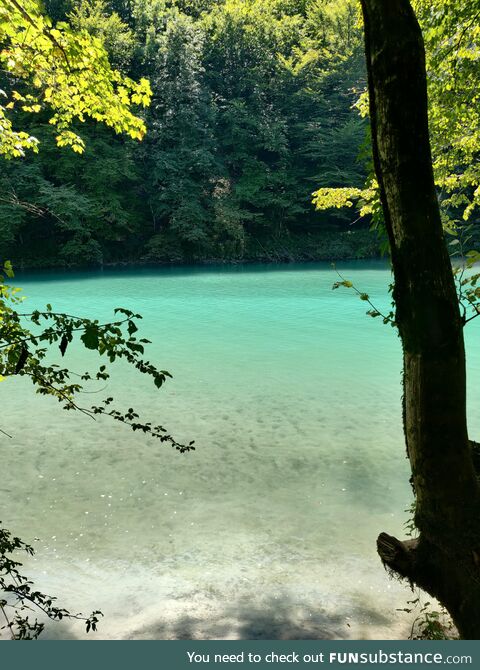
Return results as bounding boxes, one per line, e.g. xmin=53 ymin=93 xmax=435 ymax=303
xmin=0 ymin=0 xmax=151 ymax=156
xmin=1 ymin=0 xmax=374 ymax=267
xmin=315 ymin=0 xmax=480 ymax=264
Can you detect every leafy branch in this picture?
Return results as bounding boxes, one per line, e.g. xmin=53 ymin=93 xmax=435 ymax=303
xmin=0 ymin=524 xmax=102 ymax=639
xmin=331 ymin=264 xmax=396 ymax=326
xmin=0 ymin=291 xmax=195 ymax=452
xmin=448 ymin=223 xmax=480 ymax=327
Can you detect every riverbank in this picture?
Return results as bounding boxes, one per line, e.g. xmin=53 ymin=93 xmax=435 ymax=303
xmin=7 ymin=229 xmax=381 ymax=270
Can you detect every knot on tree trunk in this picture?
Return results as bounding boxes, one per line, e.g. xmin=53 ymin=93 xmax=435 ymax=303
xmin=470 ymin=440 xmax=480 ymax=475
xmin=377 ymin=532 xmax=418 ymax=583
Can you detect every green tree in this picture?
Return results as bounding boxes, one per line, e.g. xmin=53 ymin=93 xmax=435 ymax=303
xmin=416 ymin=0 xmax=480 ymax=227
xmin=2 ymin=0 xmax=372 ymax=265
xmin=314 ymin=0 xmax=480 ymax=255
xmin=69 ymin=0 xmax=135 ymax=70
xmin=0 ymin=124 xmax=144 ymax=267
xmin=201 ymin=0 xmax=366 ymax=250
xmin=139 ymin=9 xmax=221 ymax=260
xmin=0 ymin=0 xmax=146 ymax=267
xmin=358 ymin=0 xmax=480 ymax=638
xmin=203 ymin=0 xmax=309 ymax=239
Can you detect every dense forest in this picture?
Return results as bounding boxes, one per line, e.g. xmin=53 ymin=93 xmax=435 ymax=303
xmin=0 ymin=0 xmax=378 ymax=267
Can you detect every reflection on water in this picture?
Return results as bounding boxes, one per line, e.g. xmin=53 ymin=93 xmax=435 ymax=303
xmin=2 ymin=262 xmax=479 ymax=639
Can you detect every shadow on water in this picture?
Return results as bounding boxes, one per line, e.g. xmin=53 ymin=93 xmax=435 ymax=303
xmin=42 ymin=593 xmax=406 ymax=640
xmin=14 ymin=259 xmax=391 ymax=285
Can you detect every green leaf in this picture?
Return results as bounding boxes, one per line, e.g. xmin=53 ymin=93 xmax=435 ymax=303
xmin=59 ymin=335 xmax=69 ymax=357
xmin=3 ymin=260 xmax=14 ymax=278
xmin=81 ymin=325 xmax=99 ymax=350
xmin=14 ymin=347 xmax=29 ymax=374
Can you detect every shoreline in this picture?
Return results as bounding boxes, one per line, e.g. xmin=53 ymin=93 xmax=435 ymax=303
xmin=7 ymin=230 xmax=382 ymax=273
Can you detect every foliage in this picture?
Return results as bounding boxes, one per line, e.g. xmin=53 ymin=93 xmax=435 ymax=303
xmin=0 ymin=523 xmax=102 ymax=639
xmin=0 ymin=264 xmax=195 ymax=451
xmin=0 ymin=0 xmax=151 ymax=156
xmin=1 ymin=0 xmax=371 ymax=266
xmin=330 ymin=222 xmax=480 ymax=331
xmin=140 ymin=10 xmax=219 ymax=256
xmin=314 ymin=0 xmax=480 ymax=263
xmin=68 ymin=0 xmax=135 ymax=70
xmin=449 ymin=223 xmax=480 ymax=324
xmin=399 ymin=595 xmax=457 ymax=641
xmin=331 ymin=264 xmax=396 ymax=325
xmin=416 ymin=0 xmax=480 ymax=224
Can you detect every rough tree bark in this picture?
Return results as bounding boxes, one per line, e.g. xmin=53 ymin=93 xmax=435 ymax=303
xmin=359 ymin=0 xmax=480 ymax=638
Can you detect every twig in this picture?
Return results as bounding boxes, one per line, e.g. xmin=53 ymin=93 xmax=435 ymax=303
xmin=333 ymin=264 xmax=394 ymax=323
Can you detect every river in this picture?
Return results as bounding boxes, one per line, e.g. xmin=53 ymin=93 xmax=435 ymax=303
xmin=2 ymin=261 xmax=479 ymax=639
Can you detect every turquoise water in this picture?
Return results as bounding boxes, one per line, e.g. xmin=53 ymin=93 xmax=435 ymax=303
xmin=1 ymin=261 xmax=479 ymax=639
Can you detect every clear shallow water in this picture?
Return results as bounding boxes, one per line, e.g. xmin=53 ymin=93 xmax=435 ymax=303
xmin=1 ymin=261 xmax=479 ymax=639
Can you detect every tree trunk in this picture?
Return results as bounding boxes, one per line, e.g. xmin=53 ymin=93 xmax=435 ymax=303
xmin=359 ymin=0 xmax=480 ymax=638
